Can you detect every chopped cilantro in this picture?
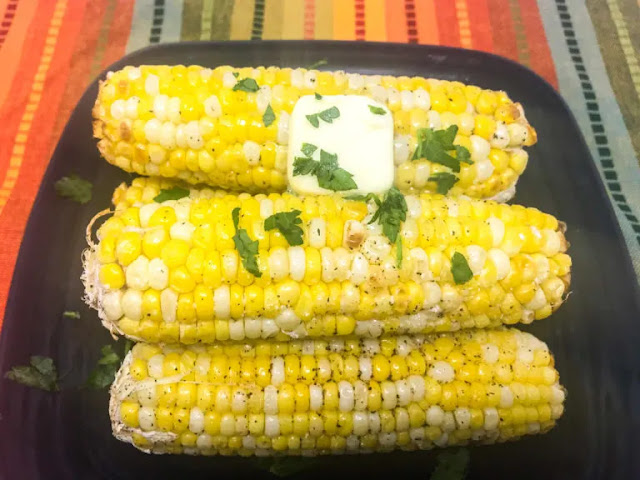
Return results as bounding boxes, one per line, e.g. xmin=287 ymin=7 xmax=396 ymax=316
xmin=86 ymin=345 xmax=121 ymax=389
xmin=232 ymin=207 xmax=262 ymax=277
xmin=451 ymin=252 xmax=473 ymax=285
xmin=63 ymin=311 xmax=80 ymax=319
xmin=55 ymin=175 xmax=92 ymax=204
xmin=428 ymin=172 xmax=459 ymax=195
xmin=396 ymin=237 xmax=403 ymax=268
xmin=412 ymin=125 xmax=472 ymax=172
xmin=5 ymin=356 xmax=59 ymax=391
xmin=307 ymin=59 xmax=328 ymax=69
xmin=154 ymin=187 xmax=190 ymax=202
xmin=368 ymin=105 xmax=387 ymax=115
xmin=292 ymin=149 xmax=357 ymax=192
xmin=367 ymin=187 xmax=407 ymax=243
xmin=232 ymin=77 xmax=259 ymax=92
xmin=430 ymin=449 xmax=470 ymax=480
xmin=263 ymin=103 xmax=275 ymax=127
xmin=264 ymin=210 xmax=304 ymax=246
xmin=314 ymin=92 xmax=323 ymax=100
xmin=306 ymin=106 xmax=340 ymax=127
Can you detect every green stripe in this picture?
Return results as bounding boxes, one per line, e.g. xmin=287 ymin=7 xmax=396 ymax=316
xmin=251 ymin=0 xmax=265 ymax=40
xmin=210 ymin=0 xmax=233 ymax=40
xmin=181 ymin=0 xmax=203 ymax=41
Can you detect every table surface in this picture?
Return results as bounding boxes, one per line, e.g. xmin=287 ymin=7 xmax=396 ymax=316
xmin=0 ymin=0 xmax=638 ymax=338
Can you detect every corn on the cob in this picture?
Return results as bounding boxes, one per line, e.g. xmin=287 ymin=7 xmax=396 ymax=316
xmin=83 ymin=178 xmax=570 ymax=344
xmin=93 ymin=65 xmax=536 ymax=200
xmin=109 ymin=328 xmax=565 ymax=455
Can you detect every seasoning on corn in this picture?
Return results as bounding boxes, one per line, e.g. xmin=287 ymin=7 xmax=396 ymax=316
xmin=82 ymin=177 xmax=571 ymax=344
xmin=93 ymin=65 xmax=536 ymax=200
xmin=109 ymin=328 xmax=566 ymax=455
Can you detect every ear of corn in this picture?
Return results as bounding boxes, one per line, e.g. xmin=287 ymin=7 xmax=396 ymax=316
xmin=93 ymin=65 xmax=536 ymax=200
xmin=109 ymin=328 xmax=565 ymax=455
xmin=83 ymin=178 xmax=570 ymax=344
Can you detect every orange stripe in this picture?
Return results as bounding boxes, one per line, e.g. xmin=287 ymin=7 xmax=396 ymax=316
xmin=333 ymin=0 xmax=355 ymax=40
xmin=385 ymin=0 xmax=407 ymax=43
xmin=304 ymin=0 xmax=314 ymax=39
xmin=364 ymin=0 xmax=386 ymax=41
xmin=454 ymin=0 xmax=472 ymax=49
xmin=414 ymin=0 xmax=438 ymax=45
xmin=466 ymin=0 xmax=493 ymax=52
xmin=0 ymin=0 xmax=37 ymax=109
xmin=435 ymin=0 xmax=460 ymax=47
xmin=519 ymin=0 xmax=557 ymax=87
xmin=101 ymin=0 xmax=135 ymax=69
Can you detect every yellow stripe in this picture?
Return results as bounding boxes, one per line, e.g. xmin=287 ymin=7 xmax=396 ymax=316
xmin=364 ymin=0 xmax=386 ymax=41
xmin=455 ymin=0 xmax=472 ymax=49
xmin=229 ymin=0 xmax=254 ymax=39
xmin=262 ymin=0 xmax=284 ymax=39
xmin=0 ymin=0 xmax=68 ymax=214
xmin=607 ymin=0 xmax=640 ymax=100
xmin=282 ymin=0 xmax=305 ymax=39
xmin=314 ymin=0 xmax=333 ymax=39
xmin=200 ymin=0 xmax=215 ymax=40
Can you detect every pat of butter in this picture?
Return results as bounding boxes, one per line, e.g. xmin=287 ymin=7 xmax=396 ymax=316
xmin=287 ymin=95 xmax=394 ymax=196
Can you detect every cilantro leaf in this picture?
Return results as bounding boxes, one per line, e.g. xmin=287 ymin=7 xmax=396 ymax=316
xmin=63 ymin=311 xmax=80 ymax=319
xmin=232 ymin=72 xmax=239 ymax=78
xmin=301 ymin=142 xmax=318 ymax=158
xmin=396 ymin=237 xmax=403 ymax=268
xmin=306 ymin=114 xmax=320 ymax=128
xmin=264 ymin=210 xmax=304 ymax=246
xmin=367 ymin=187 xmax=407 ymax=243
xmin=428 ymin=172 xmax=459 ymax=195
xmin=368 ymin=105 xmax=387 ymax=115
xmin=412 ymin=125 xmax=472 ymax=173
xmin=307 ymin=59 xmax=328 ymax=69
xmin=314 ymin=92 xmax=323 ymax=100
xmin=232 ymin=207 xmax=262 ymax=277
xmin=154 ymin=187 xmax=190 ymax=203
xmin=55 ymin=175 xmax=92 ymax=204
xmin=306 ymin=107 xmax=340 ymax=127
xmin=86 ymin=345 xmax=121 ymax=389
xmin=232 ymin=78 xmax=259 ymax=92
xmin=318 ymin=106 xmax=340 ymax=124
xmin=123 ymin=339 xmax=133 ymax=357
xmin=5 ymin=356 xmax=59 ymax=391
xmin=263 ymin=103 xmax=275 ymax=127
xmin=430 ymin=448 xmax=470 ymax=480
xmin=293 ymin=157 xmax=318 ymax=176
xmin=451 ymin=252 xmax=473 ymax=285
xmin=292 ymin=149 xmax=357 ymax=192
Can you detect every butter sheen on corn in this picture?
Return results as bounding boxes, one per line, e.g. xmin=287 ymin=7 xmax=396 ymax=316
xmin=109 ymin=329 xmax=565 ymax=455
xmin=93 ymin=65 xmax=536 ymax=200
xmin=82 ymin=177 xmax=571 ymax=344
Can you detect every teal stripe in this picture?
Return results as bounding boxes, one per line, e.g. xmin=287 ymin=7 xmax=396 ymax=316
xmin=538 ymin=0 xmax=640 ymax=280
xmin=126 ymin=0 xmax=184 ymax=52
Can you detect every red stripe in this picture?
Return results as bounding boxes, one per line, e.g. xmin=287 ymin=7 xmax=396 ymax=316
xmin=101 ymin=0 xmax=135 ymax=69
xmin=434 ymin=0 xmax=460 ymax=47
xmin=486 ymin=0 xmax=518 ymax=62
xmin=0 ymin=0 xmax=19 ymax=47
xmin=466 ymin=0 xmax=493 ymax=52
xmin=518 ymin=0 xmax=557 ymax=87
xmin=404 ymin=0 xmax=418 ymax=44
xmin=0 ymin=0 xmax=88 ymax=319
xmin=304 ymin=0 xmax=315 ymax=39
xmin=355 ymin=0 xmax=365 ymax=40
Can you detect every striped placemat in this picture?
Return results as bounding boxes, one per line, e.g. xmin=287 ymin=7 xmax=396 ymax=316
xmin=0 ymin=0 xmax=638 ymax=332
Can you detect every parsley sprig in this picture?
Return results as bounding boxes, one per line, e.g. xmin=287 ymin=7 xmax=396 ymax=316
xmin=86 ymin=344 xmax=127 ymax=389
xmin=306 ymin=106 xmax=340 ymax=128
xmin=264 ymin=210 xmax=304 ymax=246
xmin=292 ymin=145 xmax=357 ymax=192
xmin=232 ymin=207 xmax=262 ymax=277
xmin=232 ymin=77 xmax=259 ymax=92
xmin=55 ymin=175 xmax=92 ymax=204
xmin=263 ymin=103 xmax=275 ymax=127
xmin=428 ymin=172 xmax=460 ymax=195
xmin=368 ymin=105 xmax=386 ymax=115
xmin=366 ymin=187 xmax=408 ymax=244
xmin=412 ymin=125 xmax=472 ymax=172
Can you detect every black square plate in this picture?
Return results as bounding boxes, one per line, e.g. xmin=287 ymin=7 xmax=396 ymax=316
xmin=1 ymin=41 xmax=639 ymax=480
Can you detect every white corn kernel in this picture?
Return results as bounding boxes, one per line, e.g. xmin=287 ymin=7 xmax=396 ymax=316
xmin=160 ymin=288 xmax=178 ymax=323
xmin=125 ymin=256 xmax=149 ymax=290
xmin=309 ymin=218 xmax=326 ymax=248
xmin=102 ymin=291 xmax=123 ymax=322
xmin=110 ymin=99 xmax=126 ymax=120
xmin=428 ymin=360 xmax=455 ymax=383
xmin=213 ymin=285 xmax=230 ymax=319
xmin=203 ymin=95 xmax=222 ymax=118
xmin=243 ymin=141 xmax=261 ymax=165
xmin=121 ymin=289 xmax=143 ymax=321
xmin=288 ymin=246 xmax=306 ymax=281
